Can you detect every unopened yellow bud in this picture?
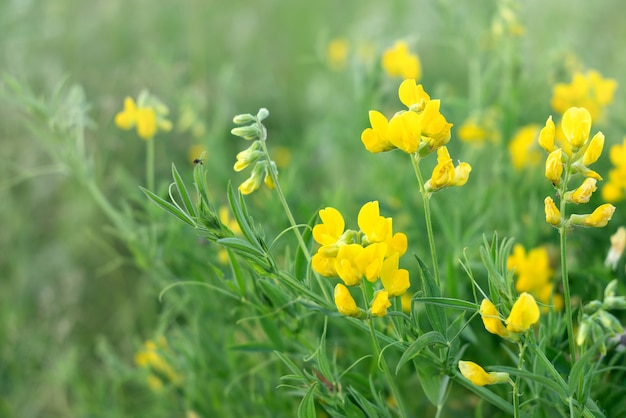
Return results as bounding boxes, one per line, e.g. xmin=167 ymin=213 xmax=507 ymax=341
xmin=479 ymin=299 xmax=509 ymax=338
xmin=568 ymin=178 xmax=598 ymax=204
xmin=450 ymin=162 xmax=472 ymax=186
xmin=538 ymin=115 xmax=556 ymax=153
xmin=506 ymin=292 xmax=540 ymax=333
xmin=334 ymin=284 xmax=360 ymax=316
xmin=544 ymin=197 xmax=561 ymax=226
xmin=582 ymin=132 xmax=604 ymax=166
xmin=238 ymin=164 xmax=264 ymax=195
xmin=545 ymin=149 xmax=563 ymax=185
xmin=458 ymin=361 xmax=509 ymax=386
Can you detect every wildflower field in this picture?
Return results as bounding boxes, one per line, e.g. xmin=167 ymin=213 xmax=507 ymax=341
xmin=3 ymin=0 xmax=626 ymax=417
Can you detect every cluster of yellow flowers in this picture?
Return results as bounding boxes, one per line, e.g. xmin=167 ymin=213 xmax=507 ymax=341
xmin=312 ymin=201 xmax=410 ymax=318
xmin=135 ymin=337 xmax=182 ymax=391
xmin=540 ymin=107 xmax=615 ymax=228
xmin=381 ymin=41 xmax=421 ymax=80
xmin=362 ymin=79 xmax=471 ymax=193
xmin=601 ymin=138 xmax=626 ymax=202
xmin=231 ymin=109 xmax=276 ymax=195
xmin=114 ymin=91 xmax=172 ymax=140
xmin=507 ymin=244 xmax=563 ymax=311
xmin=551 ymin=70 xmax=617 ymax=121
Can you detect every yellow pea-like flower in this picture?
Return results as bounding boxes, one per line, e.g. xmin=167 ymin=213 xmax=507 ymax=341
xmin=371 ymin=290 xmax=391 ymax=317
xmin=135 ymin=107 xmax=157 ymax=140
xmin=382 ymin=41 xmax=421 ymax=81
xmin=544 ymin=196 xmax=561 ymax=226
xmin=313 ymin=207 xmax=345 ymax=246
xmin=361 ymin=110 xmax=395 ymax=153
xmin=387 ymin=111 xmax=421 ymax=154
xmin=450 ymin=162 xmax=472 ymax=187
xmin=335 ymin=244 xmax=364 ymax=286
xmin=479 ymin=299 xmax=509 ymax=338
xmin=458 ymin=361 xmax=509 ymax=386
xmin=582 ymin=132 xmax=605 ymax=166
xmin=538 ymin=115 xmax=556 ymax=153
xmin=419 ymin=99 xmax=452 ymax=153
xmin=238 ymin=164 xmax=264 ymax=195
xmin=545 ymin=149 xmax=563 ymax=185
xmin=561 ymin=107 xmax=592 ymax=150
xmin=355 ymin=242 xmax=387 ymax=283
xmin=115 ymin=97 xmax=138 ymax=130
xmin=311 ymin=252 xmax=337 ymax=277
xmin=578 ymin=203 xmax=616 ymax=228
xmin=380 ymin=252 xmax=410 ymax=296
xmin=358 ymin=201 xmax=390 ymax=244
xmin=334 ymin=284 xmax=360 ymax=316
xmin=506 ymin=292 xmax=540 ymax=333
xmin=398 ymin=79 xmax=430 ymax=111
xmin=569 ymin=178 xmax=597 ymax=204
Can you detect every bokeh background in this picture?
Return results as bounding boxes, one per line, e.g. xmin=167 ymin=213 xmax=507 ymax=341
xmin=2 ymin=0 xmax=626 ymax=416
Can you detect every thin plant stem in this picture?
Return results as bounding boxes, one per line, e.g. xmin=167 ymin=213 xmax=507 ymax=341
xmin=362 ymin=286 xmax=408 ymax=418
xmin=410 ymin=153 xmax=441 ymax=288
xmin=258 ymin=125 xmax=331 ymax=302
xmin=557 ymin=167 xmax=577 ymax=366
xmin=146 ymin=137 xmax=155 ymax=191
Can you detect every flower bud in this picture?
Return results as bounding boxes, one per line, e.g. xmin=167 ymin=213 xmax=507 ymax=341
xmin=458 ymin=361 xmax=509 ymax=386
xmin=334 ymin=284 xmax=360 ymax=316
xmin=567 ymin=178 xmax=597 ymax=204
xmin=231 ymin=125 xmax=260 ymax=140
xmin=479 ymin=299 xmax=509 ymax=338
xmin=561 ymin=107 xmax=592 ymax=150
xmin=233 ymin=113 xmax=256 ymax=124
xmin=256 ymin=108 xmax=270 ymax=121
xmin=569 ymin=204 xmax=616 ymax=228
xmin=576 ymin=319 xmax=590 ymax=346
xmin=538 ymin=115 xmax=556 ymax=153
xmin=544 ymin=197 xmax=561 ymax=227
xmin=582 ymin=132 xmax=605 ymax=166
xmin=238 ymin=163 xmax=265 ymax=195
xmin=545 ymin=149 xmax=563 ymax=185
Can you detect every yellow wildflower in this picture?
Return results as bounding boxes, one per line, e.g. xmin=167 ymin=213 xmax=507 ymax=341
xmin=380 ymin=252 xmax=410 ymax=296
xmin=398 ymin=79 xmax=430 ymax=111
xmin=545 ymin=149 xmax=563 ymax=186
xmin=358 ymin=201 xmax=390 ymax=244
xmin=355 ymin=242 xmax=387 ymax=283
xmin=568 ymin=178 xmax=597 ymax=204
xmin=382 ymin=41 xmax=421 ymax=80
xmin=387 ymin=110 xmax=421 ymax=153
xmin=419 ymin=100 xmax=453 ymax=153
xmin=313 ymin=207 xmax=345 ymax=246
xmin=361 ymin=110 xmax=395 ymax=153
xmin=561 ymin=107 xmax=591 ymax=150
xmin=538 ymin=116 xmax=556 ymax=153
xmin=479 ymin=299 xmax=509 ymax=338
xmin=238 ymin=163 xmax=264 ymax=195
xmin=335 ymin=244 xmax=365 ymax=286
xmin=458 ymin=361 xmax=509 ymax=386
xmin=506 ymin=292 xmax=540 ymax=333
xmin=551 ymin=70 xmax=617 ymax=120
xmin=544 ymin=197 xmax=561 ymax=227
xmin=115 ymin=93 xmax=171 ymax=140
xmin=371 ymin=290 xmax=391 ymax=317
xmin=507 ymin=244 xmax=560 ymax=309
xmin=312 ymin=252 xmax=338 ymax=277
xmin=401 ymin=292 xmax=412 ymax=314
xmin=424 ymin=146 xmax=472 ymax=192
xmin=334 ymin=284 xmax=360 ymax=316
xmin=327 ymin=38 xmax=349 ymax=71
xmin=570 ymin=204 xmax=616 ymax=228
xmin=508 ymin=124 xmax=541 ymax=169
xmin=582 ymin=132 xmax=605 ymax=166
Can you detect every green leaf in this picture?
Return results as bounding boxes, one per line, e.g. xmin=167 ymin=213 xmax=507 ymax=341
xmin=227 ymin=184 xmax=262 ymax=251
xmin=414 ymin=297 xmax=479 ymax=311
xmin=140 ymin=186 xmax=195 ymax=226
xmin=415 ymin=357 xmax=443 ymax=406
xmin=274 ymin=351 xmax=304 ymax=377
xmin=297 ymin=382 xmax=317 ymax=418
xmin=496 ymin=366 xmax=568 ymax=398
xmin=415 ymin=255 xmax=448 ymax=334
xmin=347 ymin=386 xmax=385 ymax=418
xmin=395 ymin=331 xmax=447 ymax=374
xmin=171 ymin=163 xmax=198 ymax=218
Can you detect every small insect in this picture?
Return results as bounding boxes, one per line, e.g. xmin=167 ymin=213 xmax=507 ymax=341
xmin=193 ymin=158 xmax=204 ymax=165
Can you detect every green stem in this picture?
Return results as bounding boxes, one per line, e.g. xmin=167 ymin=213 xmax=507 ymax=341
xmin=258 ymin=126 xmax=331 ymax=302
xmin=146 ymin=137 xmax=155 ymax=191
xmin=558 ymin=170 xmax=577 ymax=366
xmin=410 ymin=153 xmax=441 ymax=288
xmin=362 ymin=284 xmax=407 ymax=418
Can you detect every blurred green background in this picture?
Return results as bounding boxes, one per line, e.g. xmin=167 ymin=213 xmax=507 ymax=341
xmin=1 ymin=0 xmax=626 ymax=416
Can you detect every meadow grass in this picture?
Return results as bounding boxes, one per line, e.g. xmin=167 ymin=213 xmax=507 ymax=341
xmin=1 ymin=0 xmax=626 ymax=417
